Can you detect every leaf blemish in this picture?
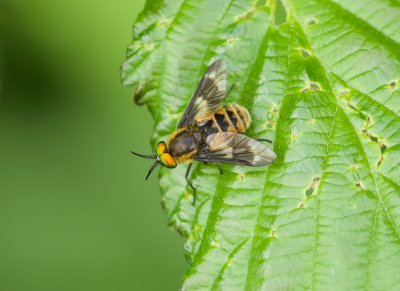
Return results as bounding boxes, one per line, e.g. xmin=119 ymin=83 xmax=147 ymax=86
xmin=227 ymin=258 xmax=233 ymax=267
xmin=291 ymin=131 xmax=302 ymax=143
xmin=143 ymin=42 xmax=155 ymax=51
xmin=307 ymin=118 xmax=316 ymax=125
xmin=339 ymin=88 xmax=350 ymax=97
xmin=305 ymin=176 xmax=321 ymax=197
xmin=300 ymin=81 xmax=321 ymax=93
xmin=346 ymin=102 xmax=358 ymax=111
xmin=377 ymin=155 xmax=384 ymax=166
xmin=235 ymin=8 xmax=255 ymax=21
xmin=355 ymin=181 xmax=365 ymax=191
xmin=237 ymin=173 xmax=246 ymax=182
xmin=210 ymin=240 xmax=221 ymax=248
xmin=379 ymin=142 xmax=387 ymax=153
xmin=389 ymin=80 xmax=397 ymax=92
xmin=299 ymin=48 xmax=311 ymax=58
xmin=270 ymin=229 xmax=277 ymax=237
xmin=361 ymin=129 xmax=378 ymax=143
xmin=157 ymin=18 xmax=170 ymax=28
xmin=307 ymin=18 xmax=317 ymax=26
xmin=365 ymin=115 xmax=372 ymax=129
xmin=349 ymin=163 xmax=358 ymax=171
xmin=226 ymin=37 xmax=240 ymax=46
xmin=194 ymin=224 xmax=202 ymax=232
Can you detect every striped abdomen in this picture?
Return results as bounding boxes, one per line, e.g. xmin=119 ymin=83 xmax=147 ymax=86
xmin=201 ymin=104 xmax=251 ymax=135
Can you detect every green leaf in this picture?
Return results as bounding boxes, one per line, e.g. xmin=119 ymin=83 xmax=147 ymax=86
xmin=122 ymin=0 xmax=400 ymax=289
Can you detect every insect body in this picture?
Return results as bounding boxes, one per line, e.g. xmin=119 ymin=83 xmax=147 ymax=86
xmin=131 ymin=60 xmax=276 ymax=203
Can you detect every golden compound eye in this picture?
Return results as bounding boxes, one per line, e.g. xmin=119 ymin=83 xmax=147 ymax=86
xmin=156 ymin=141 xmax=167 ymax=156
xmin=159 ymin=153 xmax=177 ymax=168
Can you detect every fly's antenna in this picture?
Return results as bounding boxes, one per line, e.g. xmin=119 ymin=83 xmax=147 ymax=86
xmin=130 ymin=150 xmax=157 ymax=159
xmin=146 ymin=160 xmax=160 ymax=180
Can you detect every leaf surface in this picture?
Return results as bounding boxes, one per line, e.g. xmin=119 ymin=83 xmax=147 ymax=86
xmin=122 ymin=0 xmax=400 ymax=289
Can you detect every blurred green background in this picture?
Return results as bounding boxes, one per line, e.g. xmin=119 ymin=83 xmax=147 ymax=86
xmin=0 ymin=1 xmax=186 ymax=290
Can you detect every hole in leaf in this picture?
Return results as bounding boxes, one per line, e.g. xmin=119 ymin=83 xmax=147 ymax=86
xmin=361 ymin=129 xmax=378 ymax=142
xmin=305 ymin=176 xmax=321 ymax=197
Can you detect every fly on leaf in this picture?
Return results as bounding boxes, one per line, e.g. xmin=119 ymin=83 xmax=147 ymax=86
xmin=132 ymin=60 xmax=276 ymax=204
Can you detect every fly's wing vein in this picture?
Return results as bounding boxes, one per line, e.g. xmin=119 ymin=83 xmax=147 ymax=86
xmin=177 ymin=60 xmax=227 ymax=128
xmin=194 ymin=132 xmax=276 ymax=166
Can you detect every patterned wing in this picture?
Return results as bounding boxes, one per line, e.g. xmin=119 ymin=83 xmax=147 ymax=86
xmin=194 ymin=132 xmax=277 ymax=166
xmin=177 ymin=60 xmax=227 ymax=128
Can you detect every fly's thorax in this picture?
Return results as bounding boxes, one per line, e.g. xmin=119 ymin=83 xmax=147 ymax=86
xmin=167 ymin=129 xmax=198 ymax=162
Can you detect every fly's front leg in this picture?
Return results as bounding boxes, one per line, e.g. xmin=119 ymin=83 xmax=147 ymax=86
xmin=185 ymin=162 xmax=196 ymax=205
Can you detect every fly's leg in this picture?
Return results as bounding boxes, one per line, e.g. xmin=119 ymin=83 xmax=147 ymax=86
xmin=225 ymin=83 xmax=236 ymax=100
xmin=185 ymin=163 xmax=196 ymax=205
xmin=204 ymin=161 xmax=222 ymax=175
xmin=257 ymin=138 xmax=273 ymax=144
xmin=217 ymin=164 xmax=223 ymax=175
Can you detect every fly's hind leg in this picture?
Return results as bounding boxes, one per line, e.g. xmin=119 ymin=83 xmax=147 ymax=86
xmin=217 ymin=164 xmax=223 ymax=175
xmin=204 ymin=161 xmax=222 ymax=175
xmin=225 ymin=83 xmax=236 ymax=100
xmin=257 ymin=138 xmax=273 ymax=144
xmin=185 ymin=163 xmax=196 ymax=205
